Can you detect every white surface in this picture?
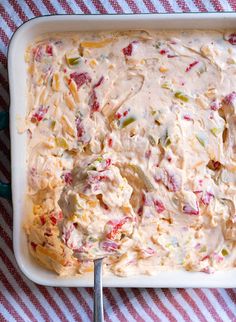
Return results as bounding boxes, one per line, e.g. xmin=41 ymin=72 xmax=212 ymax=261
xmin=8 ymin=13 xmax=236 ymax=287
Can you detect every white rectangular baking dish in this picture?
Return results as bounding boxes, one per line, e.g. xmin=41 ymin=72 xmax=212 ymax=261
xmin=8 ymin=13 xmax=236 ymax=287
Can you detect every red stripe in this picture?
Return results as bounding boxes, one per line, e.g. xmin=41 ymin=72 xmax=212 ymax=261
xmin=192 ymin=0 xmax=207 ymax=12
xmin=0 ymin=269 xmax=37 ymax=322
xmin=150 ymin=289 xmax=177 ymax=322
xmin=162 ymin=289 xmax=191 ymax=321
xmin=25 ymin=0 xmax=41 ymax=16
xmin=42 ymin=0 xmax=57 ymax=14
xmin=0 ymin=289 xmax=23 ymax=321
xmin=36 ymin=285 xmax=68 ymax=321
xmin=117 ymin=288 xmax=145 ymax=322
xmin=109 ymin=0 xmax=124 ymax=13
xmin=125 ymin=0 xmax=141 ymax=13
xmin=211 ymin=289 xmax=235 ymax=321
xmin=0 ymin=313 xmax=8 ymax=322
xmin=132 ymin=289 xmax=161 ymax=321
xmin=104 ymin=288 xmax=128 ymax=321
xmin=0 ymin=28 xmax=9 ymax=47
xmin=0 ymin=138 xmax=10 ymax=158
xmin=57 ymin=0 xmax=74 ymax=14
xmin=92 ymin=0 xmax=107 ymax=14
xmin=0 ymin=52 xmax=7 ymax=69
xmin=209 ymin=0 xmax=224 ymax=11
xmin=9 ymin=0 xmax=28 ymax=22
xmin=71 ymin=288 xmax=93 ymax=320
xmin=86 ymin=288 xmax=112 ymax=322
xmin=0 ymin=3 xmax=17 ymax=32
xmin=195 ymin=289 xmax=223 ymax=322
xmin=226 ymin=289 xmax=236 ymax=305
xmin=74 ymin=0 xmax=91 ymax=14
xmin=0 ymin=243 xmax=51 ymax=321
xmin=158 ymin=0 xmax=174 ymax=12
xmin=228 ymin=0 xmax=236 ymax=10
xmin=0 ymin=200 xmax=12 ymax=227
xmin=176 ymin=0 xmax=190 ymax=12
xmin=180 ymin=289 xmax=208 ymax=322
xmin=143 ymin=0 xmax=158 ymax=13
xmin=54 ymin=288 xmax=82 ymax=321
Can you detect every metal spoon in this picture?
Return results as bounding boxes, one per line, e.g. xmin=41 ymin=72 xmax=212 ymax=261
xmin=94 ymin=258 xmax=104 ymax=322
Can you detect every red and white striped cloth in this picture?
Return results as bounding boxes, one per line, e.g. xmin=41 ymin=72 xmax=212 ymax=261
xmin=0 ymin=1 xmax=235 ymax=321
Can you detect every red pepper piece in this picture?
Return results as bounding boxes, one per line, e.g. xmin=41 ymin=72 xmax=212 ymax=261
xmin=31 ymin=242 xmax=37 ymax=251
xmin=70 ymin=72 xmax=91 ymax=89
xmin=31 ymin=106 xmax=49 ymax=123
xmin=45 ymin=44 xmax=53 ymax=56
xmin=185 ymin=60 xmax=199 ymax=72
xmin=227 ymin=33 xmax=236 ymax=45
xmin=106 ymin=217 xmax=131 ymax=240
xmin=154 ymin=199 xmax=165 ymax=213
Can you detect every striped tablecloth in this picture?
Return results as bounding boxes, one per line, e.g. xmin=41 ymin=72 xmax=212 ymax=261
xmin=0 ymin=1 xmax=236 ymax=321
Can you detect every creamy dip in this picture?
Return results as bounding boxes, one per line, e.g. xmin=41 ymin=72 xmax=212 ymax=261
xmin=24 ymin=30 xmax=236 ymax=276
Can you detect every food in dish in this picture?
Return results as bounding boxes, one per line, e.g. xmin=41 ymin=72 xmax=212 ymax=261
xmin=24 ymin=30 xmax=236 ymax=276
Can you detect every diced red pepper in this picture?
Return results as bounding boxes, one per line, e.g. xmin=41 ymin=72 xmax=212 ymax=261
xmin=183 ymin=115 xmax=193 ymax=121
xmin=106 ymin=217 xmax=131 ymax=240
xmin=70 ymin=72 xmax=91 ymax=89
xmin=105 ymin=158 xmax=111 ymax=167
xmin=31 ymin=242 xmax=37 ymax=251
xmin=167 ymin=54 xmax=177 ymax=58
xmin=31 ymin=106 xmax=49 ymax=123
xmin=185 ymin=60 xmax=199 ymax=72
xmin=159 ymin=49 xmax=167 ymax=55
xmin=90 ymin=76 xmax=104 ymax=113
xmin=115 ymin=113 xmax=122 ymax=119
xmin=123 ymin=110 xmax=128 ymax=117
xmin=40 ymin=215 xmax=46 ymax=226
xmin=183 ymin=202 xmax=199 ymax=215
xmin=108 ymin=138 xmax=113 ymax=147
xmin=222 ymin=91 xmax=236 ymax=105
xmin=75 ymin=117 xmax=85 ymax=140
xmin=154 ymin=199 xmax=165 ymax=213
xmin=64 ymin=172 xmax=73 ymax=185
xmin=227 ymin=33 xmax=236 ymax=45
xmin=210 ymin=100 xmax=220 ymax=111
xmin=45 ymin=44 xmax=53 ymax=56
xmin=50 ymin=214 xmax=57 ymax=225
xmin=201 ymin=191 xmax=214 ymax=205
xmin=101 ymin=240 xmax=118 ymax=252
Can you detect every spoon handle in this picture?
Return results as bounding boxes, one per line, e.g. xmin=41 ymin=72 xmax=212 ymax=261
xmin=94 ymin=258 xmax=104 ymax=322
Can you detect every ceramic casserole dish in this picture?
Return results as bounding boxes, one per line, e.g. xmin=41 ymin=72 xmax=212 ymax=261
xmin=7 ymin=13 xmax=236 ymax=287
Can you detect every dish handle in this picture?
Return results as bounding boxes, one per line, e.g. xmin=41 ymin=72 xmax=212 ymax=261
xmin=0 ymin=111 xmax=11 ymax=199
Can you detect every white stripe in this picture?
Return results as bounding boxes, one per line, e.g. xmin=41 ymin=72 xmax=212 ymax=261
xmin=134 ymin=0 xmax=149 ymax=13
xmin=199 ymin=289 xmax=229 ymax=322
xmin=151 ymin=0 xmax=166 ymax=13
xmin=168 ymin=0 xmax=181 ymax=12
xmin=116 ymin=0 xmax=132 ymax=13
xmin=159 ymin=289 xmax=185 ymax=322
xmin=188 ymin=289 xmax=215 ymax=322
xmin=0 ymin=235 xmax=59 ymax=321
xmin=0 ymin=282 xmax=31 ymax=322
xmin=48 ymin=0 xmax=65 ymax=13
xmin=171 ymin=289 xmax=200 ymax=322
xmin=0 ymin=19 xmax=13 ymax=40
xmin=66 ymin=0 xmax=83 ymax=13
xmin=219 ymin=289 xmax=235 ymax=314
xmin=212 ymin=289 xmax=235 ymax=320
xmin=45 ymin=287 xmax=76 ymax=322
xmin=4 ymin=1 xmax=23 ymax=26
xmin=112 ymin=289 xmax=136 ymax=322
xmin=85 ymin=1 xmax=99 ymax=14
xmin=0 ymin=214 xmax=12 ymax=237
xmin=201 ymin=0 xmax=215 ymax=11
xmin=219 ymin=0 xmax=234 ymax=11
xmin=61 ymin=288 xmax=84 ymax=317
xmin=0 ymin=303 xmax=17 ymax=322
xmin=139 ymin=289 xmax=168 ymax=321
xmin=117 ymin=289 xmax=153 ymax=322
xmin=15 ymin=0 xmax=35 ymax=19
xmin=100 ymin=0 xmax=116 ymax=13
xmin=64 ymin=288 xmax=92 ymax=321
xmin=183 ymin=0 xmax=199 ymax=12
xmin=103 ymin=293 xmax=120 ymax=322
xmin=0 ymin=258 xmax=42 ymax=321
